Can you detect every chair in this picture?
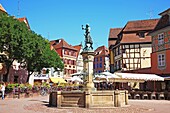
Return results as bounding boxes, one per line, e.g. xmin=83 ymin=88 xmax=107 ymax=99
xmin=150 ymin=92 xmax=156 ymax=99
xmin=134 ymin=93 xmax=140 ymax=99
xmin=158 ymin=92 xmax=165 ymax=100
xmin=142 ymin=93 xmax=148 ymax=99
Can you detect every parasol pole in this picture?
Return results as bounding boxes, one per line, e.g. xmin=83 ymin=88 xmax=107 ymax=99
xmin=154 ymin=81 xmax=156 ymax=92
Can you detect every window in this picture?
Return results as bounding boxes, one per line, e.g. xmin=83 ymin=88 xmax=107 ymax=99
xmin=137 ymin=32 xmax=145 ymax=38
xmin=158 ymin=33 xmax=164 ymax=45
xmin=69 ymin=51 xmax=71 ymax=55
xmin=100 ymin=63 xmax=102 ymax=68
xmin=73 ymin=52 xmax=76 ymax=56
xmin=100 ymin=57 xmax=102 ymax=61
xmin=69 ymin=60 xmax=71 ymax=65
xmin=158 ymin=54 xmax=165 ymax=67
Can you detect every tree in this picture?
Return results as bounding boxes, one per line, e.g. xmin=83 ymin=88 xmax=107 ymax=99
xmin=0 ymin=15 xmax=64 ymax=82
xmin=0 ymin=14 xmax=31 ymax=81
xmin=25 ymin=32 xmax=64 ymax=81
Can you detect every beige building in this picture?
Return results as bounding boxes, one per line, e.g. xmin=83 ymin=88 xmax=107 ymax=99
xmin=110 ymin=19 xmax=159 ymax=72
xmin=73 ymin=44 xmax=84 ymax=73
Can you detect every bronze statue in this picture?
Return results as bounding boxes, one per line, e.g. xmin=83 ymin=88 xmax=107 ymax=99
xmin=82 ymin=24 xmax=93 ymax=51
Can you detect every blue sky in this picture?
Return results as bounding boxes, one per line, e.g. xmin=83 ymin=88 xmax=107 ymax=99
xmin=1 ymin=0 xmax=170 ymax=49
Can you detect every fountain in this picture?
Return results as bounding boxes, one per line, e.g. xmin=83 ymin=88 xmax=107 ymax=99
xmin=49 ymin=24 xmax=128 ymax=108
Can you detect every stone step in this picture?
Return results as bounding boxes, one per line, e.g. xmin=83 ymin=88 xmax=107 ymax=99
xmin=63 ymin=97 xmax=80 ymax=101
xmin=62 ymin=101 xmax=78 ymax=104
xmin=61 ymin=103 xmax=84 ymax=107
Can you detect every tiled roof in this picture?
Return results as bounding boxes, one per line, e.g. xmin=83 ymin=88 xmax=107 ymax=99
xmin=73 ymin=44 xmax=82 ymax=57
xmin=151 ymin=9 xmax=170 ymax=32
xmin=153 ymin=15 xmax=170 ymax=31
xmin=50 ymin=39 xmax=77 ymax=51
xmin=118 ymin=19 xmax=159 ymax=44
xmin=159 ymin=8 xmax=170 ymax=16
xmin=123 ymin=19 xmax=159 ymax=32
xmin=18 ymin=17 xmax=30 ymax=29
xmin=94 ymin=45 xmax=109 ymax=56
xmin=109 ymin=28 xmax=122 ymax=38
xmin=121 ymin=33 xmax=151 ymax=43
xmin=0 ymin=4 xmax=7 ymax=13
xmin=108 ymin=28 xmax=122 ymax=47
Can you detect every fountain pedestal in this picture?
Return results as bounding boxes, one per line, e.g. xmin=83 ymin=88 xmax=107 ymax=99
xmin=81 ymin=50 xmax=96 ymax=91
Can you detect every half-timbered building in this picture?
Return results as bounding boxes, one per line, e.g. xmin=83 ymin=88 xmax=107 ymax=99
xmin=111 ymin=19 xmax=159 ymax=72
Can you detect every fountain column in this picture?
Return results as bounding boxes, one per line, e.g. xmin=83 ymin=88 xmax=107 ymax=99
xmin=81 ymin=51 xmax=96 ymax=91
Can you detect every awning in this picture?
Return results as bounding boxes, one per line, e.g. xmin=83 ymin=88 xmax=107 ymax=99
xmin=162 ymin=76 xmax=170 ymax=80
xmin=99 ymin=72 xmax=120 ymax=78
xmin=93 ymin=72 xmax=120 ymax=82
xmin=70 ymin=72 xmax=86 ymax=77
xmin=50 ymin=77 xmax=67 ymax=83
xmin=71 ymin=76 xmax=83 ymax=82
xmin=115 ymin=72 xmax=164 ymax=81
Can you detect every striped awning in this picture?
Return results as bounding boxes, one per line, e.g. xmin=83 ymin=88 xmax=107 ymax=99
xmin=114 ymin=72 xmax=164 ymax=81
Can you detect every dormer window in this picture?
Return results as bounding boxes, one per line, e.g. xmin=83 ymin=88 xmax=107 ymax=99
xmin=137 ymin=32 xmax=145 ymax=38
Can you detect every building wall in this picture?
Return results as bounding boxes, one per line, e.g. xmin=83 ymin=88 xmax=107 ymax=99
xmin=56 ymin=48 xmax=62 ymax=57
xmin=76 ymin=48 xmax=83 ymax=73
xmin=151 ymin=29 xmax=170 ymax=74
xmin=94 ymin=46 xmax=109 ymax=73
xmin=114 ymin=43 xmax=152 ymax=71
xmin=62 ymin=48 xmax=77 ymax=77
xmin=94 ymin=56 xmax=105 ymax=73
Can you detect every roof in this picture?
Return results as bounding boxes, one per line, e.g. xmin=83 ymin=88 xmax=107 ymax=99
xmin=123 ymin=19 xmax=159 ymax=32
xmin=94 ymin=45 xmax=109 ymax=56
xmin=0 ymin=4 xmax=7 ymax=13
xmin=120 ymin=33 xmax=151 ymax=43
xmin=116 ymin=19 xmax=159 ymax=44
xmin=50 ymin=39 xmax=77 ymax=51
xmin=108 ymin=28 xmax=122 ymax=38
xmin=73 ymin=44 xmax=82 ymax=57
xmin=151 ymin=9 xmax=170 ymax=32
xmin=18 ymin=17 xmax=30 ymax=29
xmin=108 ymin=28 xmax=122 ymax=47
xmin=159 ymin=8 xmax=170 ymax=16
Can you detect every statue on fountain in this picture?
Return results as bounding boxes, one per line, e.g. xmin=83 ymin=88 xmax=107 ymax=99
xmin=82 ymin=24 xmax=93 ymax=51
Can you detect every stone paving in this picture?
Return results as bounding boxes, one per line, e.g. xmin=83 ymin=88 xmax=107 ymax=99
xmin=0 ymin=95 xmax=170 ymax=113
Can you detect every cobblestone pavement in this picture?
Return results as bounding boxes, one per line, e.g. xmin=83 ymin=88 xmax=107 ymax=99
xmin=0 ymin=95 xmax=170 ymax=113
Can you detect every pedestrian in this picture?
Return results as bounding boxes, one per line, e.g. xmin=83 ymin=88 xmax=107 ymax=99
xmin=1 ymin=82 xmax=6 ymax=100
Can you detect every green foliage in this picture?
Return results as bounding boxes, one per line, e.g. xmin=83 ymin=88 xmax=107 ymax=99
xmin=24 ymin=83 xmax=32 ymax=89
xmin=42 ymin=82 xmax=50 ymax=88
xmin=6 ymin=83 xmax=16 ymax=89
xmin=0 ymin=14 xmax=64 ymax=82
